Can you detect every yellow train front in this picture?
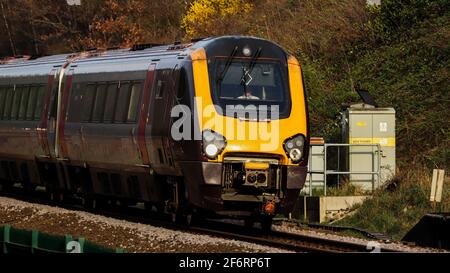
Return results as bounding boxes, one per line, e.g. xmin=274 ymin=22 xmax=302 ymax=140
xmin=177 ymin=36 xmax=309 ymax=225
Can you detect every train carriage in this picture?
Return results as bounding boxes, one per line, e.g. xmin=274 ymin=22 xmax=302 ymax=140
xmin=0 ymin=36 xmax=309 ymax=227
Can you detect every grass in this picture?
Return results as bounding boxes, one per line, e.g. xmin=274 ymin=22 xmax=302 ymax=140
xmin=326 ymin=181 xmax=368 ymax=196
xmin=305 ymin=180 xmax=369 ymax=196
xmin=334 ymin=167 xmax=450 ymax=240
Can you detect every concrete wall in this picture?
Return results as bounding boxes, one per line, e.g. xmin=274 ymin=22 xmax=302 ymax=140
xmin=293 ymin=196 xmax=369 ymax=223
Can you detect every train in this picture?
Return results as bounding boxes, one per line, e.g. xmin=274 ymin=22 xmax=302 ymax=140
xmin=0 ymin=36 xmax=309 ymax=229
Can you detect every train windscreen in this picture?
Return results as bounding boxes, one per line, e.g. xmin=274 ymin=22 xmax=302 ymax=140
xmin=210 ymin=58 xmax=291 ymax=119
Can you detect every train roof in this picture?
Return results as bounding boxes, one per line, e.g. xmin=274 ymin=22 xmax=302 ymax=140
xmin=0 ymin=45 xmax=191 ymax=69
xmin=0 ymin=36 xmax=285 ymax=75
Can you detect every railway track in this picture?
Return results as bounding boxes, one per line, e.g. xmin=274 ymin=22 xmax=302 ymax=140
xmin=192 ymin=220 xmax=395 ymax=253
xmin=0 ymin=187 xmax=397 ymax=253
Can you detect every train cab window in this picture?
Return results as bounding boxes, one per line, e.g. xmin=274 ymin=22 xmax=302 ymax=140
xmin=103 ymin=83 xmax=118 ymax=123
xmin=115 ymin=82 xmax=130 ymax=123
xmin=26 ymin=86 xmax=38 ymax=120
xmin=92 ymin=84 xmax=107 ymax=122
xmin=82 ymin=84 xmax=96 ymax=122
xmin=176 ymin=69 xmax=188 ymax=103
xmin=211 ymin=59 xmax=291 ymax=119
xmin=34 ymin=86 xmax=46 ymax=120
xmin=11 ymin=86 xmax=23 ymax=120
xmin=0 ymin=87 xmax=6 ymax=119
xmin=127 ymin=82 xmax=142 ymax=123
xmin=3 ymin=88 xmax=13 ymax=120
xmin=19 ymin=86 xmax=30 ymax=120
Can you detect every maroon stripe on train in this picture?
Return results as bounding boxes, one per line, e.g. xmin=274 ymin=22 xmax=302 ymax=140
xmin=137 ymin=63 xmax=157 ymax=165
xmin=38 ymin=70 xmax=55 ymax=157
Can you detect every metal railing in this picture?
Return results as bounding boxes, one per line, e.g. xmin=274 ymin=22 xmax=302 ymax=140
xmin=306 ymin=143 xmax=381 ymax=196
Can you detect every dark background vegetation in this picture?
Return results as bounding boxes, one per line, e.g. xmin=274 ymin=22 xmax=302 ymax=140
xmin=0 ymin=0 xmax=448 ymax=170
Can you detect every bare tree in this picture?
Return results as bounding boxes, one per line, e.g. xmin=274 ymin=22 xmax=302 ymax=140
xmin=0 ymin=0 xmax=16 ymax=56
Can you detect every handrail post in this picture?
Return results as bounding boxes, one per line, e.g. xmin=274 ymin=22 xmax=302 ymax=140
xmin=378 ymin=144 xmax=381 ymax=190
xmin=324 ymin=144 xmax=327 ymax=196
xmin=309 ymin=145 xmax=313 ymax=196
xmin=337 ymin=146 xmax=340 ymax=189
xmin=372 ymin=145 xmax=375 ymax=193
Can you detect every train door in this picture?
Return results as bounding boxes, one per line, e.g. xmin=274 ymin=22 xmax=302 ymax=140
xmin=64 ymin=74 xmax=86 ymax=164
xmin=37 ymin=68 xmax=59 ymax=159
xmin=56 ymin=68 xmax=74 ymax=160
xmin=145 ymin=64 xmax=178 ymax=174
xmin=136 ymin=63 xmax=157 ymax=167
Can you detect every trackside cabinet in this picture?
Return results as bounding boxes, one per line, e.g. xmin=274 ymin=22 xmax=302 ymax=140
xmin=342 ymin=105 xmax=396 ymax=190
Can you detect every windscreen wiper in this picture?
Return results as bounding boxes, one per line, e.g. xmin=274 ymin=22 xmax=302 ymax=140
xmin=247 ymin=47 xmax=262 ymax=75
xmin=217 ymin=46 xmax=238 ymax=82
xmin=240 ymin=47 xmax=262 ymax=86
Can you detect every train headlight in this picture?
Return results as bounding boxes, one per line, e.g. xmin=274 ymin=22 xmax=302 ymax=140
xmin=283 ymin=134 xmax=305 ymax=163
xmin=205 ymin=144 xmax=218 ymax=158
xmin=202 ymin=129 xmax=226 ymax=159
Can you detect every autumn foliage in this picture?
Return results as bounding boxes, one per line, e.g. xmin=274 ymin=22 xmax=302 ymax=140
xmin=0 ymin=0 xmax=185 ymax=54
xmin=181 ymin=0 xmax=253 ymax=38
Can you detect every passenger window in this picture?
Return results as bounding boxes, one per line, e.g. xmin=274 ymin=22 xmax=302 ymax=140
xmin=11 ymin=86 xmax=23 ymax=120
xmin=92 ymin=84 xmax=107 ymax=122
xmin=155 ymin=80 xmax=164 ymax=99
xmin=34 ymin=86 xmax=46 ymax=120
xmin=67 ymin=83 xmax=84 ymax=122
xmin=127 ymin=83 xmax=142 ymax=123
xmin=0 ymin=87 xmax=5 ymax=120
xmin=115 ymin=82 xmax=130 ymax=123
xmin=3 ymin=88 xmax=13 ymax=120
xmin=103 ymin=83 xmax=118 ymax=123
xmin=26 ymin=86 xmax=38 ymax=120
xmin=19 ymin=86 xmax=30 ymax=120
xmin=82 ymin=84 xmax=96 ymax=122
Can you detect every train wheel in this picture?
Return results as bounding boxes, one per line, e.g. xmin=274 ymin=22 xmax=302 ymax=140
xmin=184 ymin=213 xmax=199 ymax=226
xmin=48 ymin=190 xmax=64 ymax=202
xmin=22 ymin=182 xmax=36 ymax=192
xmin=82 ymin=196 xmax=94 ymax=209
xmin=119 ymin=199 xmax=136 ymax=208
xmin=93 ymin=196 xmax=108 ymax=209
xmin=0 ymin=180 xmax=13 ymax=192
xmin=171 ymin=213 xmax=179 ymax=223
xmin=260 ymin=216 xmax=273 ymax=232
xmin=244 ymin=218 xmax=255 ymax=228
xmin=171 ymin=213 xmax=192 ymax=225
xmin=144 ymin=202 xmax=153 ymax=211
xmin=186 ymin=214 xmax=193 ymax=226
xmin=146 ymin=202 xmax=166 ymax=214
